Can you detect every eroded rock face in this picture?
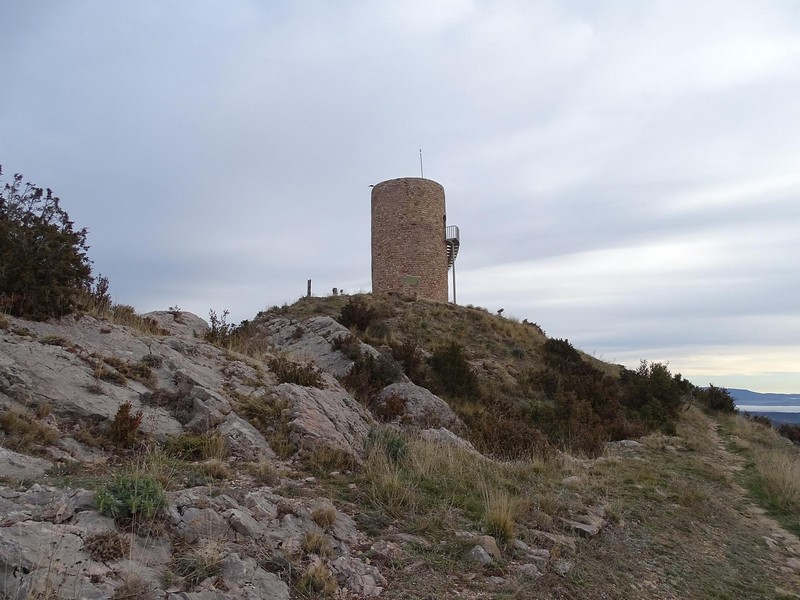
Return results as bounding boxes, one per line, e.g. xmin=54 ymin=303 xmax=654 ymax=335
xmin=257 ymin=316 xmax=359 ymax=378
xmin=0 ymin=447 xmax=54 ymax=481
xmin=275 ymin=382 xmax=374 ymax=462
xmin=375 ymin=382 xmax=463 ymax=431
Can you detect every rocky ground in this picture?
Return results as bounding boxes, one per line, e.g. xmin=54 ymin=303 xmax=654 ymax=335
xmin=1 ymin=304 xmax=799 ymax=599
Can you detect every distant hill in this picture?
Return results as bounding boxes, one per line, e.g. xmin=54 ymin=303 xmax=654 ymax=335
xmin=726 ymin=388 xmax=800 ymax=425
xmin=727 ymin=388 xmax=800 ymax=406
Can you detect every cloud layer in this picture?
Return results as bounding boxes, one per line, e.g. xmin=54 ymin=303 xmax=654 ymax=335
xmin=2 ymin=1 xmax=799 ymax=391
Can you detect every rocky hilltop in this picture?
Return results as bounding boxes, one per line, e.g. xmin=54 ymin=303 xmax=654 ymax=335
xmin=1 ymin=296 xmax=799 ymax=599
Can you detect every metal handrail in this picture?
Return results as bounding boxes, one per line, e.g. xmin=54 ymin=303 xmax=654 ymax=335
xmin=445 ymin=225 xmax=460 ymax=241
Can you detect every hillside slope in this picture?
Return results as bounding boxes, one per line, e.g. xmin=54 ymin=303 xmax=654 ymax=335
xmin=0 ymin=297 xmax=798 ymax=599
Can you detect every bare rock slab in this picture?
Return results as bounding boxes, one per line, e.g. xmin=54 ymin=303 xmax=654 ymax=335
xmin=0 ymin=447 xmax=53 ymax=480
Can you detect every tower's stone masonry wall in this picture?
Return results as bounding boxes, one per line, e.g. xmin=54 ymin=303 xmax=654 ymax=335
xmin=371 ymin=178 xmax=448 ymax=302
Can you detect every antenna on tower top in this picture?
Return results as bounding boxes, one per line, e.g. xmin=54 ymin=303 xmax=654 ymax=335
xmin=419 ymin=149 xmax=424 ymax=179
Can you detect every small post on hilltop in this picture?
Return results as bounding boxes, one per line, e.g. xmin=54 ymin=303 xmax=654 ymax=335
xmin=419 ymin=149 xmax=424 ymax=179
xmin=307 ymin=279 xmax=312 ymax=298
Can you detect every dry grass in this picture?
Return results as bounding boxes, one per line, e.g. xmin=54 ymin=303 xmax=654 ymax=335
xmin=303 ymin=444 xmax=355 ymax=475
xmin=482 ymin=487 xmax=520 ymax=542
xmin=365 ymin=445 xmax=417 ymax=517
xmin=310 ymin=503 xmax=337 ymax=529
xmin=296 ymin=561 xmax=338 ymax=597
xmin=107 ymin=305 xmax=170 ymax=336
xmin=753 ymin=447 xmax=800 ymax=515
xmin=111 ymin=573 xmax=154 ymax=600
xmin=301 ymin=531 xmax=332 ymax=557
xmin=201 ymin=459 xmax=231 ymax=480
xmin=246 ymin=460 xmax=279 ymax=485
xmin=0 ymin=408 xmax=60 ymax=451
xmin=85 ymin=530 xmax=131 ymax=562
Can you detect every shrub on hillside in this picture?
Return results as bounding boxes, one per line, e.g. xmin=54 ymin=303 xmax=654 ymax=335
xmin=268 ymin=355 xmax=324 ymax=388
xmin=0 ymin=167 xmax=94 ymax=319
xmin=108 ymin=401 xmax=143 ymax=448
xmin=777 ymin=423 xmax=800 ymax=445
xmin=338 ymin=295 xmax=377 ymax=331
xmin=429 ymin=342 xmax=480 ymax=400
xmin=96 ymin=473 xmax=167 ymax=522
xmin=696 ymin=384 xmax=737 ymax=413
xmin=341 ymin=348 xmax=403 ymax=404
xmin=620 ymin=361 xmax=686 ymax=430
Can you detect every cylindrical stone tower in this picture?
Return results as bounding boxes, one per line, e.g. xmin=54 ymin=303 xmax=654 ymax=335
xmin=371 ymin=177 xmax=448 ymax=302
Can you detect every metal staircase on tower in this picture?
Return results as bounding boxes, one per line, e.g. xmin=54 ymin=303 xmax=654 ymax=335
xmin=445 ymin=225 xmax=460 ymax=268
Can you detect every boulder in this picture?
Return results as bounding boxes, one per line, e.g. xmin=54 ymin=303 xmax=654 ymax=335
xmin=216 ymin=413 xmax=275 ymax=461
xmin=275 ymin=383 xmax=373 ymax=461
xmin=142 ymin=311 xmax=209 ymax=338
xmin=375 ymin=382 xmax=462 ymax=430
xmin=419 ymin=427 xmax=482 ymax=457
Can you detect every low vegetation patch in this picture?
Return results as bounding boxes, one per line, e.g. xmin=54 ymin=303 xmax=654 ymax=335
xmin=85 ymin=530 xmax=131 ymax=562
xmin=96 ymin=472 xmax=168 ymax=524
xmin=171 ymin=541 xmax=223 ymax=589
xmin=235 ymin=392 xmax=296 ymax=458
xmin=296 ymin=562 xmax=338 ymax=597
xmin=164 ymin=432 xmax=227 ymax=461
xmin=0 ymin=408 xmax=59 ymax=451
xmin=268 ymin=355 xmax=324 ymax=388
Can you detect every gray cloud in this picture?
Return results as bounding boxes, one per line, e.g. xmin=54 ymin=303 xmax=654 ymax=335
xmin=2 ymin=0 xmax=800 ymax=391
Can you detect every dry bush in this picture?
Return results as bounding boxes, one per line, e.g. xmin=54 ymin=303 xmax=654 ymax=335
xmin=0 ymin=408 xmax=59 ymax=451
xmin=108 ymin=401 xmax=143 ymax=448
xmin=311 ymin=503 xmax=337 ymax=529
xmin=246 ymin=460 xmax=279 ymax=485
xmin=85 ymin=530 xmax=130 ymax=562
xmin=112 ymin=573 xmax=154 ymax=600
xmin=296 ymin=561 xmax=338 ymax=597
xmin=302 ymin=531 xmax=332 ymax=557
xmin=268 ymin=355 xmax=324 ymax=388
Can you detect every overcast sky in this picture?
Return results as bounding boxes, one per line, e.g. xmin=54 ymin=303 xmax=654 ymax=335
xmin=2 ymin=1 xmax=799 ymax=393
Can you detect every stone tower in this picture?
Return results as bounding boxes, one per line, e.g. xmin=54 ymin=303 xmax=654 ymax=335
xmin=371 ymin=177 xmax=451 ymax=302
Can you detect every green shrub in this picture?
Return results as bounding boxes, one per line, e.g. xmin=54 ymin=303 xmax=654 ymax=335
xmin=542 ymin=338 xmax=582 ymax=370
xmin=205 ymin=308 xmax=236 ymax=345
xmin=777 ymin=423 xmax=800 ymax=445
xmin=429 ymin=342 xmax=479 ymax=400
xmin=389 ymin=338 xmax=427 ymax=384
xmin=342 ymin=350 xmax=403 ymax=404
xmin=331 ymin=333 xmax=362 ymax=360
xmin=0 ymin=167 xmax=94 ymax=319
xmin=96 ymin=473 xmax=167 ymax=522
xmin=367 ymin=429 xmax=408 ymax=464
xmin=338 ymin=296 xmax=376 ymax=331
xmin=696 ymin=384 xmax=737 ymax=413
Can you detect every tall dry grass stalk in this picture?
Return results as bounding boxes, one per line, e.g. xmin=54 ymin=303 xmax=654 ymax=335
xmin=365 ymin=446 xmax=416 ymax=516
xmin=482 ymin=487 xmax=520 ymax=542
xmin=753 ymin=447 xmax=800 ymax=515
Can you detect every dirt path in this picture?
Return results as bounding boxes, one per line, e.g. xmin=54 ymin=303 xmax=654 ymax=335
xmin=706 ymin=417 xmax=800 ymax=597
